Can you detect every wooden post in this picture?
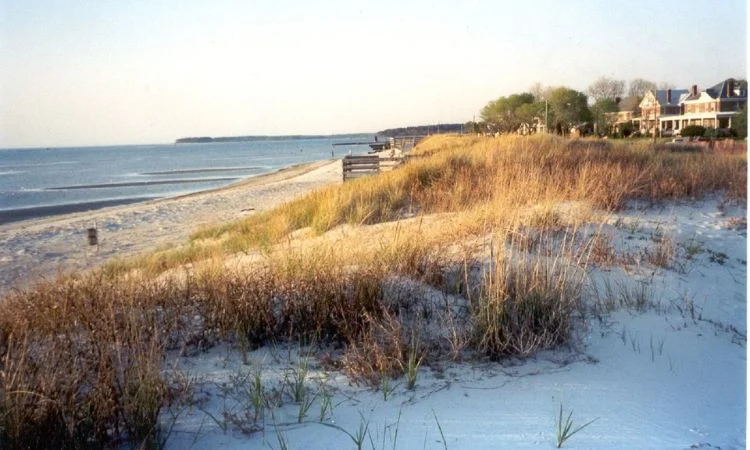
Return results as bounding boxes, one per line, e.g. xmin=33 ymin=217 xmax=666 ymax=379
xmin=87 ymin=222 xmax=99 ymax=253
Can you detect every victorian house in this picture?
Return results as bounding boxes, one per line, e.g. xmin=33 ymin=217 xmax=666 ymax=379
xmin=634 ymin=78 xmax=747 ymax=137
xmin=672 ymin=78 xmax=747 ymax=131
xmin=638 ymin=88 xmax=689 ymax=135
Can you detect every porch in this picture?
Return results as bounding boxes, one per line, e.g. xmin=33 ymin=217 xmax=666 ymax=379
xmin=659 ymin=112 xmax=736 ymax=134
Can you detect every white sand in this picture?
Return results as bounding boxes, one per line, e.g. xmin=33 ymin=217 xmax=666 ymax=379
xmin=0 ymin=159 xmax=342 ymax=294
xmin=163 ymin=198 xmax=746 ymax=449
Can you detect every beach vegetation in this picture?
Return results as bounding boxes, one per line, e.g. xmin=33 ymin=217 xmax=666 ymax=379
xmin=555 ymin=401 xmax=598 ymax=448
xmin=0 ymin=134 xmax=745 ymax=447
xmin=98 ymin=133 xmax=747 ymax=278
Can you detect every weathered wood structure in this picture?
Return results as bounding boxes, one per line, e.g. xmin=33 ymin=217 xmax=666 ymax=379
xmin=338 ymin=135 xmax=428 ymax=181
xmin=391 ymin=135 xmax=426 ymax=152
xmin=342 ymin=155 xmax=406 ymax=181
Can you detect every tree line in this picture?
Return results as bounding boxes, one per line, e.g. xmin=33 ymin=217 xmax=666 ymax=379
xmin=470 ymin=77 xmax=673 ymax=136
xmin=467 ymin=77 xmax=732 ymax=137
xmin=377 ymin=124 xmax=463 ymax=137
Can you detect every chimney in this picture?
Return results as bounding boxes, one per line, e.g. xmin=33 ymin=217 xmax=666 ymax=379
xmin=727 ymin=79 xmax=734 ymax=97
xmin=666 ymin=89 xmax=672 ymax=104
xmin=691 ymin=85 xmax=698 ymax=96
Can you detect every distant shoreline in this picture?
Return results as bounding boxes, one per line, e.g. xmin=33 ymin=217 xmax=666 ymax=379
xmin=175 ymin=133 xmax=372 ymax=144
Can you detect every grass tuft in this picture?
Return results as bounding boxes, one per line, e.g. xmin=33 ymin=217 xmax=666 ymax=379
xmin=555 ymin=401 xmax=598 ymax=448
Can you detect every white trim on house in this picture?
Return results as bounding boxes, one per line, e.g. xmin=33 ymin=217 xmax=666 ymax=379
xmin=682 ymin=92 xmax=715 ymax=104
xmin=627 ymin=79 xmax=746 ymax=136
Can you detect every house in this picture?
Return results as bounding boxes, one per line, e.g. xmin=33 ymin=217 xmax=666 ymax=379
xmin=672 ymin=78 xmax=747 ymax=132
xmin=638 ymin=88 xmax=689 ymax=136
xmin=607 ymin=96 xmax=641 ymax=135
xmin=606 ymin=78 xmax=746 ymax=138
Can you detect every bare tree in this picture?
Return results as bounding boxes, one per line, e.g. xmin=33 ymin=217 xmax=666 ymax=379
xmin=627 ymin=78 xmax=658 ymax=98
xmin=529 ymin=82 xmax=555 ymax=102
xmin=587 ymin=76 xmax=626 ymax=102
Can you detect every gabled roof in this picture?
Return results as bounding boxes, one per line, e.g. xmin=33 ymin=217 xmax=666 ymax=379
xmin=683 ymin=91 xmax=714 ymax=102
xmin=654 ymin=89 xmax=689 ymax=106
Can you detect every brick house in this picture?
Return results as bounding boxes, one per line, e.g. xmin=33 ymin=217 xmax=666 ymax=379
xmin=670 ymin=78 xmax=747 ymax=132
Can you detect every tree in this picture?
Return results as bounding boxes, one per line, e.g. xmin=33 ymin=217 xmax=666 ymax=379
xmin=463 ymin=121 xmax=485 ymax=134
xmin=547 ymin=87 xmax=592 ymax=135
xmin=628 ymin=78 xmax=658 ymax=98
xmin=529 ymin=81 xmax=553 ymax=102
xmin=587 ymin=76 xmax=625 ymax=102
xmin=517 ymin=102 xmax=544 ymax=128
xmin=480 ymin=93 xmax=539 ymax=133
xmin=590 ymin=98 xmax=619 ymax=135
xmin=731 ymin=105 xmax=747 ymax=139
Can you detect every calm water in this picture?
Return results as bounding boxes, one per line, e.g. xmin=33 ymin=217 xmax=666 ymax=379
xmin=0 ymin=135 xmax=373 ymax=224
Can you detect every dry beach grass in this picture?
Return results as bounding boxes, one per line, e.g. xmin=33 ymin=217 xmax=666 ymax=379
xmin=0 ymin=134 xmax=745 ymax=448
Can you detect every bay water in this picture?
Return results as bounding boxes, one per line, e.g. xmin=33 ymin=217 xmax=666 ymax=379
xmin=0 ymin=135 xmax=373 ymax=224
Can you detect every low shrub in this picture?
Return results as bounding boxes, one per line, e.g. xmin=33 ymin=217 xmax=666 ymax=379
xmin=681 ymin=125 xmax=706 ymax=137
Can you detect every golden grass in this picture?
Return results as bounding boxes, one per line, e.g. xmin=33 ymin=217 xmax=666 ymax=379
xmin=101 ymin=133 xmax=744 ymax=277
xmin=0 ymin=134 xmax=745 ymax=446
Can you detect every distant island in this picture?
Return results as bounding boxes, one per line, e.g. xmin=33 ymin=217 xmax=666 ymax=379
xmin=175 ymin=133 xmax=370 ymax=144
xmin=376 ymin=123 xmax=463 ymax=137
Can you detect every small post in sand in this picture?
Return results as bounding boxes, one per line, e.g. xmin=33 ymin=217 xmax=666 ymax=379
xmin=87 ymin=222 xmax=99 ymax=253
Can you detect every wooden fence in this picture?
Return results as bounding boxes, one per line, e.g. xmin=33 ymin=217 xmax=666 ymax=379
xmin=342 ymin=155 xmax=408 ymax=181
xmin=392 ymin=135 xmax=427 ymax=152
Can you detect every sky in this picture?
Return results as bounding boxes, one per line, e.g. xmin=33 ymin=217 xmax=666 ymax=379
xmin=0 ymin=0 xmax=746 ymax=148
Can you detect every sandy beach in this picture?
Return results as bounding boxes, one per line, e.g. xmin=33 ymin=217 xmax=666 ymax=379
xmin=0 ymin=159 xmax=342 ymax=294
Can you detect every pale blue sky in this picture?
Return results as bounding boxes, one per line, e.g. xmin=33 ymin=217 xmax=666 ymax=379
xmin=0 ymin=0 xmax=746 ymax=148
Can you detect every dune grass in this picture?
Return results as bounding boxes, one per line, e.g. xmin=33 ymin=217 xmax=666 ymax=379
xmin=0 ymin=134 xmax=744 ymax=447
xmin=103 ymin=134 xmax=746 ymax=277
